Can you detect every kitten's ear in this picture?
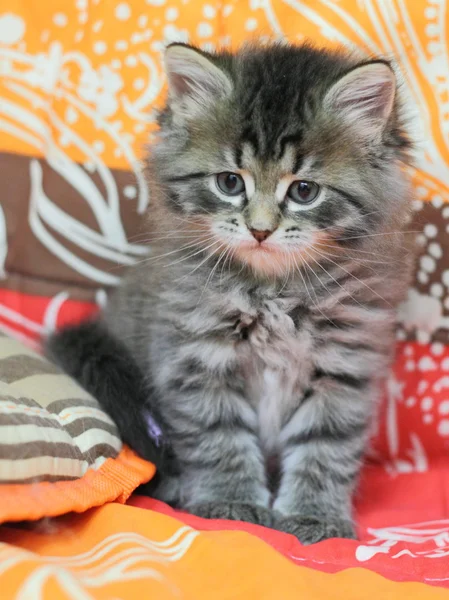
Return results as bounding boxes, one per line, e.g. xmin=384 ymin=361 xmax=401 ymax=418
xmin=164 ymin=44 xmax=232 ymax=119
xmin=324 ymin=61 xmax=396 ymax=141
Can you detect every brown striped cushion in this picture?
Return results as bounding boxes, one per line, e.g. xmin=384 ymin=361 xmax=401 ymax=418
xmin=0 ymin=333 xmax=122 ymax=483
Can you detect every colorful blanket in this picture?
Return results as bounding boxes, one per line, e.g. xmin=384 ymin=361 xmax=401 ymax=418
xmin=3 ymin=501 xmax=449 ymax=600
xmin=1 ymin=0 xmax=449 ymax=597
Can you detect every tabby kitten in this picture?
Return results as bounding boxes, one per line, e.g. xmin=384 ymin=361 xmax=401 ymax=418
xmin=48 ymin=41 xmax=414 ymax=544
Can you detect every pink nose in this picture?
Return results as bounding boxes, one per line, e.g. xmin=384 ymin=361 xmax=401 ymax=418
xmin=250 ymin=229 xmax=273 ymax=243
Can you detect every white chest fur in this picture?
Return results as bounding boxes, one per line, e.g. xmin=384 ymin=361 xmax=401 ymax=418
xmin=237 ymin=298 xmax=313 ymax=454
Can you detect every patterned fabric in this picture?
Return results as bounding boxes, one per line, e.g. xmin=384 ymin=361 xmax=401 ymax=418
xmin=0 ymin=332 xmax=121 ymax=483
xmin=0 ymin=331 xmax=154 ymax=527
xmin=1 ymin=0 xmax=449 ymax=595
xmin=0 ymin=502 xmax=448 ymax=600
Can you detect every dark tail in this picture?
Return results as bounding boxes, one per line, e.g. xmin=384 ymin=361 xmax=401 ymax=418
xmin=45 ymin=320 xmax=165 ymax=469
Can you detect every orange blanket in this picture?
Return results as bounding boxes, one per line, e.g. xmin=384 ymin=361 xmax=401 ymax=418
xmin=1 ymin=502 xmax=448 ymax=600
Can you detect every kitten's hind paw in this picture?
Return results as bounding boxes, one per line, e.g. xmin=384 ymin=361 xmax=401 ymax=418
xmin=275 ymin=515 xmax=356 ymax=545
xmin=187 ymin=502 xmax=274 ymax=527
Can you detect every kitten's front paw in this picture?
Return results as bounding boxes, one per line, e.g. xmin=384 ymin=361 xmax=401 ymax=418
xmin=187 ymin=502 xmax=273 ymax=527
xmin=275 ymin=515 xmax=356 ymax=545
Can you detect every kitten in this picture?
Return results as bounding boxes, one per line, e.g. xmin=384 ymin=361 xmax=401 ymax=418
xmin=47 ymin=41 xmax=414 ymax=544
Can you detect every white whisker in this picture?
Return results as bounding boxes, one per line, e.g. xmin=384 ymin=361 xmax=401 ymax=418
xmin=278 ymin=250 xmax=291 ymax=294
xmin=199 ymin=244 xmax=230 ymax=302
xmin=291 ymin=252 xmax=330 ymax=324
xmin=336 ymin=230 xmax=420 ymax=241
xmin=302 ymin=248 xmax=367 ymax=312
xmin=165 ymin=238 xmax=223 ymax=269
xmin=220 ymin=244 xmax=236 ymax=286
xmin=311 ymin=245 xmax=392 ymax=308
xmin=142 ymin=236 xmax=217 ymax=264
xmin=313 ymin=241 xmax=400 ymax=265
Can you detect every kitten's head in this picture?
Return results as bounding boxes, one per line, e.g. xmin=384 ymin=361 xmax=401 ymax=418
xmin=150 ymin=41 xmax=412 ymax=278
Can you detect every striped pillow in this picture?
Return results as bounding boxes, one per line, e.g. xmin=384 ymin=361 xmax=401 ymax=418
xmin=0 ymin=332 xmax=122 ymax=483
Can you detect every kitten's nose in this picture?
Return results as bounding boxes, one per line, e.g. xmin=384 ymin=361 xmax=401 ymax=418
xmin=250 ymin=229 xmax=274 ymax=243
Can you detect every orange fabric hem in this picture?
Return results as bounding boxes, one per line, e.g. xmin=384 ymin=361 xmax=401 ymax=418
xmin=0 ymin=446 xmax=155 ymax=524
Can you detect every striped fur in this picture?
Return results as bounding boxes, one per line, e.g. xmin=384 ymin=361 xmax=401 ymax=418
xmin=49 ymin=42 xmax=415 ymax=543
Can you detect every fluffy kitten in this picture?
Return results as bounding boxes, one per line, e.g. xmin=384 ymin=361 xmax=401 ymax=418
xmin=47 ymin=41 xmax=414 ymax=544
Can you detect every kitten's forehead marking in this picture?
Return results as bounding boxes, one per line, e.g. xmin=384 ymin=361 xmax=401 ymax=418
xmin=279 ymin=145 xmax=297 ymax=173
xmin=240 ymin=143 xmax=311 ymax=179
xmin=224 ymin=148 xmax=238 ymax=171
xmin=241 ymin=142 xmax=256 ymax=167
xmin=276 ymin=176 xmax=295 ymax=204
xmin=294 ymin=155 xmax=315 ymax=177
xmin=241 ymin=172 xmax=255 ymax=199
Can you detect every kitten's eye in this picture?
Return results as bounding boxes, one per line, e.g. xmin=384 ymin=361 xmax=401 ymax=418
xmin=287 ymin=180 xmax=320 ymax=204
xmin=216 ymin=172 xmax=245 ymax=196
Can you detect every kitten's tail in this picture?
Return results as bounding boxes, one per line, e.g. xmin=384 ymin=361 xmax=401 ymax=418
xmin=45 ymin=320 xmax=165 ymax=469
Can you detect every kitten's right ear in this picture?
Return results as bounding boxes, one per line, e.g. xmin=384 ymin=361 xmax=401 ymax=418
xmin=323 ymin=61 xmax=396 ymax=143
xmin=164 ymin=44 xmax=232 ymax=119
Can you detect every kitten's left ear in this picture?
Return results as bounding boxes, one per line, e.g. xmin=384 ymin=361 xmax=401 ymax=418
xmin=164 ymin=43 xmax=232 ymax=120
xmin=323 ymin=61 xmax=396 ymax=142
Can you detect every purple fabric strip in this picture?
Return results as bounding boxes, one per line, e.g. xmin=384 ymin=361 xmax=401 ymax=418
xmin=144 ymin=411 xmax=164 ymax=447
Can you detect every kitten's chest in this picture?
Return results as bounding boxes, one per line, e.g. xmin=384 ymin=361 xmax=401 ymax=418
xmin=235 ymin=298 xmax=313 ymax=452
